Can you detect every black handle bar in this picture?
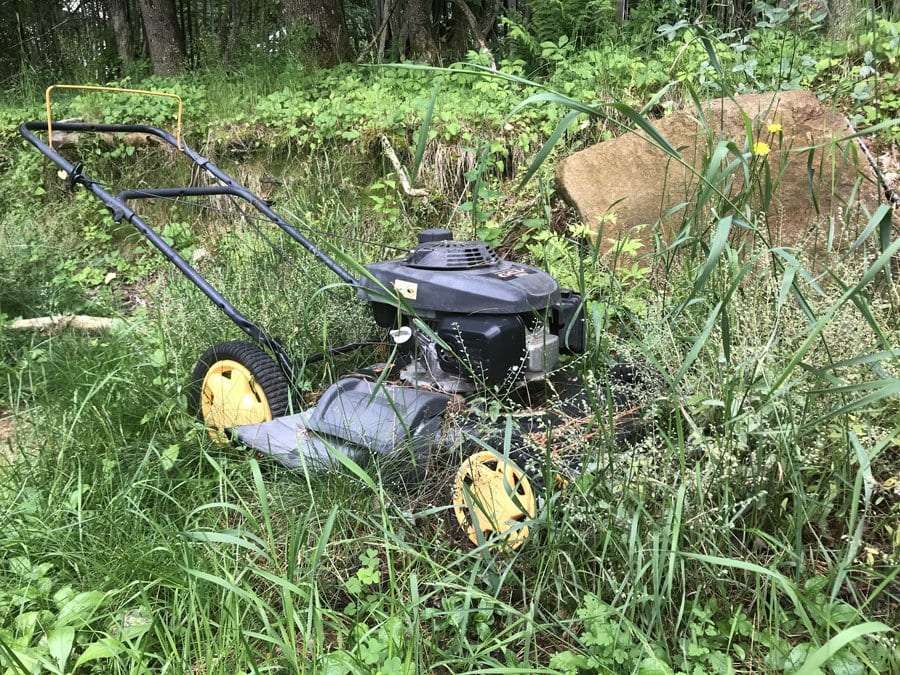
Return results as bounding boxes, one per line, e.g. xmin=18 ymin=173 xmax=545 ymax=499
xmin=19 ymin=120 xmax=359 ymax=375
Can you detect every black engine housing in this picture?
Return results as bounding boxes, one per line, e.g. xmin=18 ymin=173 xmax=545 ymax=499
xmin=359 ymin=231 xmax=585 ymax=385
xmin=435 ymin=314 xmax=526 ymax=384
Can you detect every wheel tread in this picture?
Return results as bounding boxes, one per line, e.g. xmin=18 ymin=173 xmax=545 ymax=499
xmin=186 ymin=340 xmax=291 ymax=423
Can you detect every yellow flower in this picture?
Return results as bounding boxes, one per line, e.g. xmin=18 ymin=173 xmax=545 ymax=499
xmin=752 ymin=141 xmax=770 ymax=156
xmin=767 ymin=121 xmax=783 ymax=134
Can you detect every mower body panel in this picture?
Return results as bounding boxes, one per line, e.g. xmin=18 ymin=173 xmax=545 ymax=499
xmin=359 ymin=259 xmax=561 ymax=316
xmin=232 ymin=377 xmax=450 ymax=469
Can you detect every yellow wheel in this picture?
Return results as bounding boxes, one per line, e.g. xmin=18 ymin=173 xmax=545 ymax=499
xmin=452 ymin=450 xmax=536 ymax=549
xmin=187 ymin=341 xmax=289 ymax=439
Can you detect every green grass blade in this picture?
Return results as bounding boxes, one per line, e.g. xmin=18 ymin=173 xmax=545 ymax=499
xmin=182 ymin=530 xmax=271 ymax=561
xmin=806 ymin=348 xmax=900 ymax=375
xmin=517 ymin=109 xmax=580 ymax=190
xmin=312 ymin=505 xmax=338 ymax=570
xmin=412 ymin=81 xmax=440 ymax=184
xmin=850 ymin=204 xmax=891 ymax=252
xmin=804 ymin=379 xmax=900 ymax=429
xmin=675 ymin=300 xmax=722 ymax=384
xmin=325 ymin=442 xmax=377 ymax=491
xmin=680 ymin=552 xmax=816 ymax=639
xmin=695 ymin=142 xmax=734 ymax=213
xmin=681 ymin=215 xmax=733 ymax=313
xmin=675 ymin=249 xmax=758 ymax=382
xmin=795 ymin=622 xmax=891 ymax=675
xmin=767 ymin=236 xmax=900 ymax=396
xmin=510 ymin=91 xmax=681 ymax=161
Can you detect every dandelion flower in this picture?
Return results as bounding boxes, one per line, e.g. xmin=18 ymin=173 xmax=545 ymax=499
xmin=752 ymin=141 xmax=770 ymax=156
xmin=767 ymin=122 xmax=783 ymax=134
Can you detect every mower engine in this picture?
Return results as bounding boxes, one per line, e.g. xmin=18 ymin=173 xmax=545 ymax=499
xmin=359 ymin=228 xmax=585 ymax=393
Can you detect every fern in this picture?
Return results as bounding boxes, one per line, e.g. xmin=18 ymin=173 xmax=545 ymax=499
xmin=526 ymin=0 xmax=617 ymax=46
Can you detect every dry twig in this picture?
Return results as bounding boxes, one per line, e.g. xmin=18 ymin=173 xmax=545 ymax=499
xmin=7 ymin=315 xmax=122 ymax=333
xmin=380 ymin=135 xmax=429 ymax=197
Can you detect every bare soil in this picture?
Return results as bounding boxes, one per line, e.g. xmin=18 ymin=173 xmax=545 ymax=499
xmin=0 ymin=411 xmax=15 ymax=459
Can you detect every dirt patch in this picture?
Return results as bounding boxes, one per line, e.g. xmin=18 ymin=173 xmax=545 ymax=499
xmin=0 ymin=412 xmax=15 ymax=460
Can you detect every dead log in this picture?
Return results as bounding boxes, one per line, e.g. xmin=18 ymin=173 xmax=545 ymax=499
xmin=7 ymin=315 xmax=123 ymax=333
xmin=49 ymin=119 xmax=164 ymax=149
xmin=51 ymin=130 xmax=164 ymax=149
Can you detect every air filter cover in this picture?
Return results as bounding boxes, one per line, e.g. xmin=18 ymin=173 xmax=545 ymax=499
xmin=405 ymin=240 xmax=499 ymax=270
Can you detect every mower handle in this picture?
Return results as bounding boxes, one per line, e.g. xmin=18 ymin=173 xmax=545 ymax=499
xmin=19 ymin=120 xmax=360 ymax=377
xmin=20 ymin=121 xmax=356 ymax=286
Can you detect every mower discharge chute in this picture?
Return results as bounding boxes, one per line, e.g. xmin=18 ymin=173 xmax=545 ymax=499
xmin=21 ymin=91 xmax=625 ymax=550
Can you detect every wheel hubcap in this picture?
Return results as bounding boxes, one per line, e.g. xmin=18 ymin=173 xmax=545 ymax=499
xmin=200 ymin=359 xmax=272 ymax=432
xmin=453 ymin=451 xmax=536 ymax=549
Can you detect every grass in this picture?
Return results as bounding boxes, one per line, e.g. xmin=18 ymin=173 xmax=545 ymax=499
xmin=1 ymin=55 xmax=899 ymax=675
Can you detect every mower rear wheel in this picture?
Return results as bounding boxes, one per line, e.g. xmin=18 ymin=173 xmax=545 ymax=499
xmin=187 ymin=341 xmax=289 ymax=438
xmin=451 ymin=451 xmax=536 ymax=550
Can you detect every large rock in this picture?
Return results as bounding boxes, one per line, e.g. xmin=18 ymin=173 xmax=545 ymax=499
xmin=556 ymin=90 xmax=887 ymax=251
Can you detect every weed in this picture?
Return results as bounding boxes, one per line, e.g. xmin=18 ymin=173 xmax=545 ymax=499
xmin=1 ymin=9 xmax=898 ymax=674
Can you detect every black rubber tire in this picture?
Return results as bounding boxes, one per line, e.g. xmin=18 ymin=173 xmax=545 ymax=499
xmin=186 ymin=340 xmax=290 ymax=424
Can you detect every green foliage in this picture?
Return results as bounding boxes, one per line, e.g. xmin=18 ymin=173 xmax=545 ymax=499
xmin=0 ymin=557 xmax=151 ymax=673
xmin=0 ymin=7 xmax=898 ymax=674
xmin=65 ymin=77 xmax=208 ymax=128
xmin=506 ymin=0 xmax=617 ymax=54
xmin=549 ymin=595 xmax=667 ymax=673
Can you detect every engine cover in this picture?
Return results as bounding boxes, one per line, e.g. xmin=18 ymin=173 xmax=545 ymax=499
xmin=358 ymin=239 xmax=561 ymax=317
xmin=359 ymin=233 xmax=586 ymax=394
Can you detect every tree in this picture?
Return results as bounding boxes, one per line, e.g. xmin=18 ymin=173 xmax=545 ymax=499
xmin=137 ymin=0 xmax=185 ymax=74
xmin=451 ymin=0 xmax=496 ymax=68
xmin=106 ymin=0 xmax=134 ymax=64
xmin=282 ymin=0 xmax=350 ymax=66
xmin=828 ymin=0 xmax=857 ymax=39
xmin=405 ymin=0 xmax=439 ymax=62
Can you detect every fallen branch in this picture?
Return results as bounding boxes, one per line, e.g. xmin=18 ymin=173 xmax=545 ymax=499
xmin=380 ymin=135 xmax=429 ymax=197
xmin=846 ymin=117 xmax=900 ymax=208
xmin=50 ymin=118 xmax=162 ymax=149
xmin=7 ymin=315 xmax=122 ymax=333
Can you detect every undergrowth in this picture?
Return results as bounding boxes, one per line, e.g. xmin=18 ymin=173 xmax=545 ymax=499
xmin=1 ymin=7 xmax=899 ymax=675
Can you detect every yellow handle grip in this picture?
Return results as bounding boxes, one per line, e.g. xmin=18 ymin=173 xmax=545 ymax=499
xmin=45 ymin=84 xmax=184 ymax=149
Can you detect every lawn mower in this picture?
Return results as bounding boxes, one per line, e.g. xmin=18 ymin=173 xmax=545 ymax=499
xmin=21 ymin=86 xmax=641 ymax=549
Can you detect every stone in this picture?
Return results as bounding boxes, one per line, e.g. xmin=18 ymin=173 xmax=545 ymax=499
xmin=556 ymin=90 xmax=890 ymax=252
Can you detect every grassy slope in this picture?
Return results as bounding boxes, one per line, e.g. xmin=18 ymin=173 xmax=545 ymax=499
xmin=1 ymin=26 xmax=899 ymax=675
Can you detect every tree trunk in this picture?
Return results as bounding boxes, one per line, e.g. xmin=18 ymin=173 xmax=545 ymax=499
xmin=218 ymin=0 xmax=236 ymax=63
xmin=137 ymin=0 xmax=185 ymax=74
xmin=828 ymin=0 xmax=855 ymax=39
xmin=106 ymin=0 xmax=134 ymax=63
xmin=479 ymin=0 xmax=501 ymax=36
xmin=282 ymin=0 xmax=350 ymax=66
xmin=448 ymin=7 xmax=469 ymax=56
xmin=405 ymin=0 xmax=438 ymax=62
xmin=451 ymin=0 xmax=495 ymax=69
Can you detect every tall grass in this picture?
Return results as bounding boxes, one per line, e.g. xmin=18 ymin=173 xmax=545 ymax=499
xmin=1 ymin=57 xmax=898 ymax=673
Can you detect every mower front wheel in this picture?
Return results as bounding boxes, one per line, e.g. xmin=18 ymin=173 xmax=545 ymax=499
xmin=451 ymin=450 xmax=537 ymax=550
xmin=187 ymin=341 xmax=290 ymax=439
